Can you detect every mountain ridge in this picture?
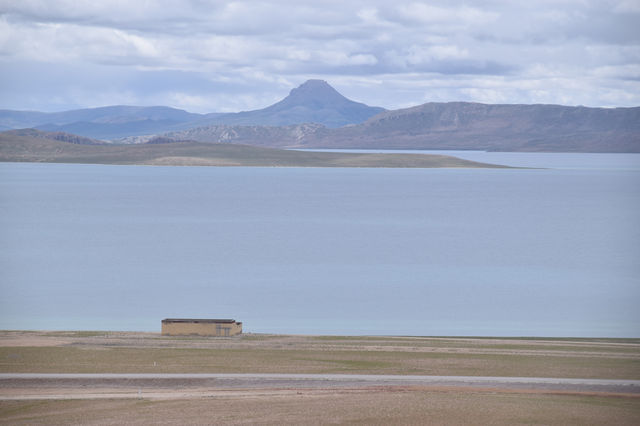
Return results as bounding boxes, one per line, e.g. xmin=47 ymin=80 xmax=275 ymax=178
xmin=0 ymin=80 xmax=638 ymax=152
xmin=154 ymin=101 xmax=640 ymax=152
xmin=318 ymin=101 xmax=640 ymax=152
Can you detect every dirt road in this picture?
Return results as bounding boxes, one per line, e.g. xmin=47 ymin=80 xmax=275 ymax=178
xmin=2 ymin=373 xmax=639 ymax=400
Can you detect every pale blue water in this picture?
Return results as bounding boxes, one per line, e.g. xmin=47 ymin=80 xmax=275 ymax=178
xmin=1 ymin=154 xmax=639 ymax=336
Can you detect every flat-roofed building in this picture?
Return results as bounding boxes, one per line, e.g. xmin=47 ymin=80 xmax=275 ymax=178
xmin=161 ymin=318 xmax=242 ymax=337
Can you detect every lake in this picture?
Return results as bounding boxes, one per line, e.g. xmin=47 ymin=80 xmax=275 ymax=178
xmin=1 ymin=152 xmax=639 ymax=336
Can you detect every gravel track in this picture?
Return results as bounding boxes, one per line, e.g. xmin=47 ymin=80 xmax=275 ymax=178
xmin=2 ymin=373 xmax=639 ymax=400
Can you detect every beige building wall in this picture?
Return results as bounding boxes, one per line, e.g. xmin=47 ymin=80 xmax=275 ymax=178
xmin=161 ymin=320 xmax=242 ymax=337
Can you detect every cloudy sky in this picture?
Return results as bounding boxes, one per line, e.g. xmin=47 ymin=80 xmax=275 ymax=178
xmin=0 ymin=0 xmax=639 ymax=113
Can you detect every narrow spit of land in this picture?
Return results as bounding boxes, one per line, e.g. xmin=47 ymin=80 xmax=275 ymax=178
xmin=1 ymin=331 xmax=639 ymax=425
xmin=0 ymin=133 xmax=511 ymax=168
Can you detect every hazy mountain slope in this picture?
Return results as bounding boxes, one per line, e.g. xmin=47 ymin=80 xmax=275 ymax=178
xmin=1 ymin=105 xmax=201 ymax=127
xmin=159 ymin=102 xmax=640 ymax=152
xmin=43 ymin=105 xmax=201 ymax=125
xmin=36 ymin=106 xmax=205 ymax=140
xmin=1 ymin=128 xmax=106 ymax=145
xmin=0 ymin=106 xmax=204 ymax=140
xmin=158 ymin=123 xmax=329 ymax=147
xmin=317 ymin=102 xmax=640 ymax=151
xmin=335 ymin=102 xmax=640 ymax=151
xmin=36 ymin=119 xmax=194 ymax=141
xmin=0 ymin=110 xmax=50 ymax=129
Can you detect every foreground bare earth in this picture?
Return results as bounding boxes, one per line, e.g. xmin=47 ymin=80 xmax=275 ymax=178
xmin=1 ymin=331 xmax=639 ymax=425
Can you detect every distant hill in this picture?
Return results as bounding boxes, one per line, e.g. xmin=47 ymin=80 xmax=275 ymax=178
xmin=0 ymin=129 xmax=505 ymax=168
xmin=1 ymin=128 xmax=106 ymax=145
xmin=318 ymin=102 xmax=640 ymax=152
xmin=0 ymin=110 xmax=50 ymax=129
xmin=161 ymin=102 xmax=640 ymax=152
xmin=155 ymin=123 xmax=329 ymax=147
xmin=0 ymin=80 xmax=384 ymax=139
xmin=0 ymin=105 xmax=203 ymax=140
xmin=189 ymin=79 xmax=385 ymax=128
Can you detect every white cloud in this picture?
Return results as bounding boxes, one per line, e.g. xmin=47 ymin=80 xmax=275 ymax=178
xmin=357 ymin=8 xmax=379 ymax=24
xmin=614 ymin=0 xmax=640 ymax=13
xmin=395 ymin=3 xmax=499 ymax=26
xmin=405 ymin=45 xmax=469 ymax=65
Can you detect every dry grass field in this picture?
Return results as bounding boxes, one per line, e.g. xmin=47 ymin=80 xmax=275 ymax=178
xmin=1 ymin=331 xmax=638 ymax=378
xmin=1 ymin=331 xmax=639 ymax=425
xmin=2 ymin=389 xmax=640 ymax=425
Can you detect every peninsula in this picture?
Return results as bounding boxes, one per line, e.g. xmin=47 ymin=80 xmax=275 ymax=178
xmin=0 ymin=129 xmax=508 ymax=168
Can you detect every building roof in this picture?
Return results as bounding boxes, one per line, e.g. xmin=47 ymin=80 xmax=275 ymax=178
xmin=162 ymin=318 xmax=238 ymax=324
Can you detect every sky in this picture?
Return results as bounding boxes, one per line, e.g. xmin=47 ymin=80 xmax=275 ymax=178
xmin=0 ymin=0 xmax=639 ymax=113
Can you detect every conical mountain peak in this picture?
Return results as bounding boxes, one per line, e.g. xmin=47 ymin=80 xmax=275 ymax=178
xmin=193 ymin=79 xmax=385 ymax=128
xmin=283 ymin=80 xmax=350 ymax=106
xmin=295 ymin=79 xmax=334 ymax=90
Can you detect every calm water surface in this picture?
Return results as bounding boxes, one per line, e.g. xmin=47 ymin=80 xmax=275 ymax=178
xmin=1 ymin=153 xmax=639 ymax=336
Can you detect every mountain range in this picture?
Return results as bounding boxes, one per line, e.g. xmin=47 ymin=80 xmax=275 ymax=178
xmin=160 ymin=100 xmax=640 ymax=152
xmin=0 ymin=80 xmax=384 ymax=139
xmin=1 ymin=80 xmax=639 ymax=152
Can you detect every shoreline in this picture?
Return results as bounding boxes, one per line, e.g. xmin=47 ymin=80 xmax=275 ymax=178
xmin=2 ymin=329 xmax=638 ymax=342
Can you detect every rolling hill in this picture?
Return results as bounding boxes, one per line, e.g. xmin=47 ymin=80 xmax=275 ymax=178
xmin=0 ymin=106 xmax=203 ymax=140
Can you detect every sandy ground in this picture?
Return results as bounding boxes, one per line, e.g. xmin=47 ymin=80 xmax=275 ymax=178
xmin=2 ymin=387 xmax=639 ymax=425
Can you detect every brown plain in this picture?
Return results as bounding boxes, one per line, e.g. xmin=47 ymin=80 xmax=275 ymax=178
xmin=1 ymin=331 xmax=639 ymax=425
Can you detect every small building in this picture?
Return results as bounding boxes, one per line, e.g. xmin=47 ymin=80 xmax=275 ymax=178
xmin=161 ymin=318 xmax=242 ymax=337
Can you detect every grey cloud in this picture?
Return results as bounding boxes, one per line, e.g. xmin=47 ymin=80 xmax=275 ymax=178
xmin=412 ymin=60 xmax=516 ymax=76
xmin=568 ymin=11 xmax=640 ymax=44
xmin=0 ymin=0 xmax=356 ymax=37
xmin=284 ymin=55 xmax=516 ymax=77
